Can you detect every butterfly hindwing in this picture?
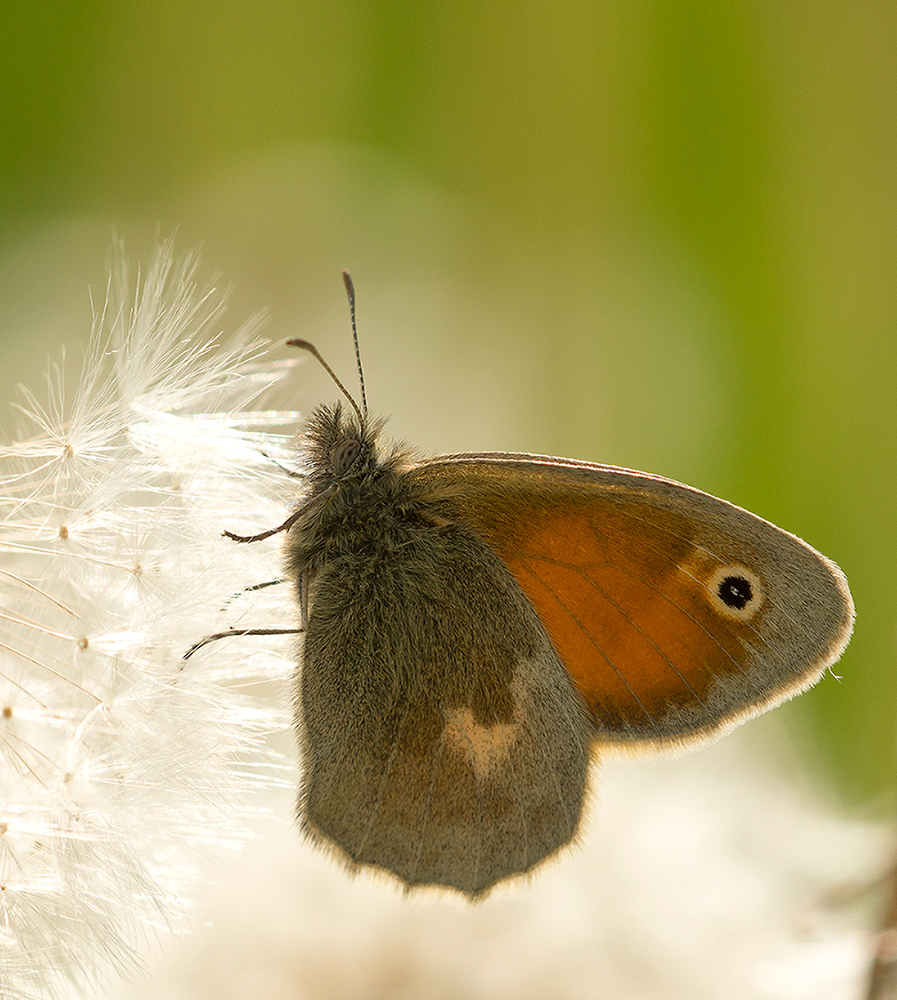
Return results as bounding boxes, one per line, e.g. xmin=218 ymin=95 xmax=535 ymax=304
xmin=297 ymin=519 xmax=593 ymax=896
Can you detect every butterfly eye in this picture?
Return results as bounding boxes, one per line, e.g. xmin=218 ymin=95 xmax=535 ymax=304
xmin=332 ymin=438 xmax=362 ymax=475
xmin=707 ymin=564 xmax=764 ymax=621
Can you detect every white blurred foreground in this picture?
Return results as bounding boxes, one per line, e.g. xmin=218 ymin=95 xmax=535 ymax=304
xmin=0 ymin=246 xmax=882 ymax=1000
xmin=0 ymin=245 xmax=298 ymax=998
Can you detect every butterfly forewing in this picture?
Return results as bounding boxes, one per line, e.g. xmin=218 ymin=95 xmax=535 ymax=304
xmin=408 ymin=455 xmax=854 ymax=749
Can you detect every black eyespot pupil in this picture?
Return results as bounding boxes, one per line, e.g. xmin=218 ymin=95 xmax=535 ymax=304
xmin=718 ymin=575 xmax=753 ymax=609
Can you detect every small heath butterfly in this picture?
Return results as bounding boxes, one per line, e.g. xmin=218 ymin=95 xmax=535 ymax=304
xmin=199 ymin=273 xmax=854 ymax=899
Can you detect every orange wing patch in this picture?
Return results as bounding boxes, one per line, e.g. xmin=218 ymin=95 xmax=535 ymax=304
xmin=505 ymin=512 xmax=744 ymax=731
xmin=478 ymin=500 xmax=763 ymax=741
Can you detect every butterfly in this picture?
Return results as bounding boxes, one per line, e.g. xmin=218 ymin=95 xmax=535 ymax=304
xmin=192 ymin=273 xmax=854 ymax=899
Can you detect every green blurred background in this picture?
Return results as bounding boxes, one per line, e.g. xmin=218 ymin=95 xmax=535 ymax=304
xmin=0 ymin=2 xmax=893 ymax=809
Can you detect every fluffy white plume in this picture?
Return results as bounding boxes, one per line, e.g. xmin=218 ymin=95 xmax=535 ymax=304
xmin=0 ymin=243 xmax=298 ymax=999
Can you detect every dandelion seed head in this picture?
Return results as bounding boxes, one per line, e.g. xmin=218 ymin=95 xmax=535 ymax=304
xmin=0 ymin=242 xmax=299 ymax=999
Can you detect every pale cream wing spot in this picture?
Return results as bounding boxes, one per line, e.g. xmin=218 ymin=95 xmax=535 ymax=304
xmin=442 ymin=706 xmax=521 ymax=779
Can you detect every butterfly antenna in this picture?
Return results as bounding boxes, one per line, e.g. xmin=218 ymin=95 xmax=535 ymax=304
xmin=341 ymin=269 xmax=367 ymax=415
xmin=286 ymin=270 xmax=368 ymax=423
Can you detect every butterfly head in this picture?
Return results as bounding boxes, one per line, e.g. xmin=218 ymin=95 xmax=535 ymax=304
xmin=303 ymin=402 xmax=377 ymax=483
xmin=290 ymin=399 xmax=420 ymax=573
